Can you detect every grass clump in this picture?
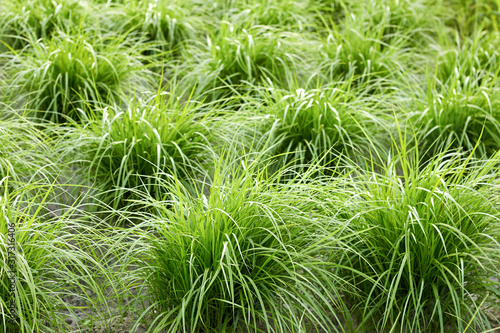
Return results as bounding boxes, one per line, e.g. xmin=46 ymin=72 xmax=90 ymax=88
xmin=85 ymin=89 xmax=214 ymax=209
xmin=0 ymin=111 xmax=58 ymax=188
xmin=7 ymin=30 xmax=151 ymax=123
xmin=226 ymin=0 xmax=319 ymax=31
xmin=183 ymin=23 xmax=299 ymax=99
xmin=317 ymin=2 xmax=416 ymax=86
xmin=139 ymin=162 xmax=350 ymax=332
xmin=255 ymin=82 xmax=387 ymax=173
xmin=439 ymin=0 xmax=500 ymax=37
xmin=412 ymin=32 xmax=500 ymax=159
xmin=338 ymin=140 xmax=500 ymax=332
xmin=103 ymin=0 xmax=196 ymax=56
xmin=0 ymin=180 xmax=109 ymax=333
xmin=435 ymin=31 xmax=499 ymax=83
xmin=0 ymin=0 xmax=86 ymax=51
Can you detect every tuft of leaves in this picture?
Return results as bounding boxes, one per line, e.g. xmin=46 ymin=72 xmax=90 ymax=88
xmin=140 ymin=161 xmax=352 ymax=333
xmin=7 ymin=30 xmax=151 ymax=123
xmin=85 ymin=89 xmax=214 ymax=209
xmin=337 ymin=142 xmax=500 ymax=332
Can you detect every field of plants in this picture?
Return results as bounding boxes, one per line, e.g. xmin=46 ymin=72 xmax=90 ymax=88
xmin=1 ymin=0 xmax=500 ymax=332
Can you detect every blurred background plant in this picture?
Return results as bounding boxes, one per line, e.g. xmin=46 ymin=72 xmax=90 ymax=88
xmin=5 ymin=29 xmax=152 ymax=123
xmin=0 ymin=0 xmax=87 ymax=52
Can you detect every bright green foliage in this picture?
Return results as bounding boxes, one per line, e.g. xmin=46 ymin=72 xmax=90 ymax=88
xmin=1 ymin=0 xmax=500 ymax=331
xmin=208 ymin=24 xmax=288 ymax=84
xmin=318 ymin=1 xmax=415 ymax=84
xmin=86 ymin=90 xmax=213 ymax=208
xmin=190 ymin=0 xmax=319 ymax=33
xmin=8 ymin=30 xmax=150 ymax=122
xmin=257 ymin=83 xmax=387 ymax=173
xmin=369 ymin=0 xmax=435 ymax=42
xmin=0 ymin=0 xmax=85 ymax=50
xmin=440 ymin=0 xmax=500 ymax=36
xmin=184 ymin=23 xmax=297 ymax=99
xmin=226 ymin=0 xmax=319 ymax=30
xmin=339 ymin=145 xmax=500 ymax=332
xmin=141 ymin=163 xmax=350 ymax=332
xmin=0 ymin=113 xmax=57 ymax=188
xmin=413 ymin=32 xmax=500 ymax=158
xmin=436 ymin=31 xmax=499 ymax=83
xmin=103 ymin=0 xmax=196 ymax=55
xmin=0 ymin=181 xmax=109 ymax=333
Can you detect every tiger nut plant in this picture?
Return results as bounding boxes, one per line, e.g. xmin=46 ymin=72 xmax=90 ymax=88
xmin=1 ymin=0 xmax=500 ymax=332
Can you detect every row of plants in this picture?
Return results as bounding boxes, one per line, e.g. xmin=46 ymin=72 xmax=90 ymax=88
xmin=2 ymin=121 xmax=500 ymax=332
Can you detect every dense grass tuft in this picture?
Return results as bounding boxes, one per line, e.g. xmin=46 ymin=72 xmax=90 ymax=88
xmin=0 ymin=111 xmax=58 ymax=188
xmin=6 ymin=30 xmax=151 ymax=122
xmin=318 ymin=1 xmax=416 ymax=86
xmin=0 ymin=181 xmax=110 ymax=333
xmin=257 ymin=82 xmax=388 ymax=173
xmin=338 ymin=142 xmax=500 ymax=332
xmin=84 ymin=88 xmax=214 ymax=209
xmin=139 ymin=162 xmax=351 ymax=332
xmin=413 ymin=31 xmax=500 ymax=158
xmin=0 ymin=0 xmax=86 ymax=51
xmin=101 ymin=0 xmax=197 ymax=56
xmin=181 ymin=23 xmax=301 ymax=100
